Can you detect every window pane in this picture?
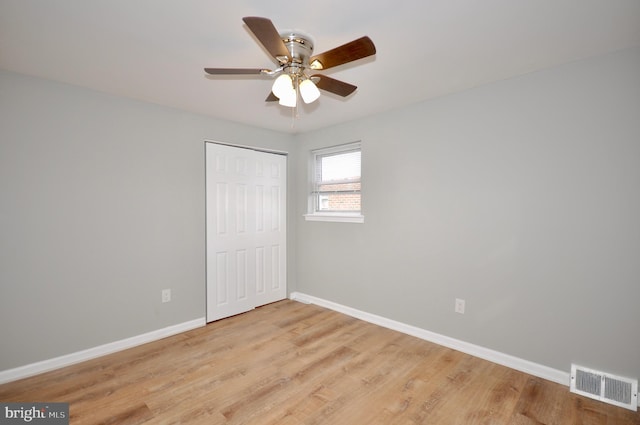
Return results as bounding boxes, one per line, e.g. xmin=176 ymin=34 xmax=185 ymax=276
xmin=320 ymin=151 xmax=361 ymax=182
xmin=317 ymin=192 xmax=361 ymax=212
xmin=317 ymin=181 xmax=361 ymax=212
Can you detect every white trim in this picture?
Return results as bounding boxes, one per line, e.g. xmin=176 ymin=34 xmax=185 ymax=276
xmin=204 ymin=139 xmax=288 ymax=156
xmin=289 ymin=292 xmax=570 ymax=387
xmin=310 ymin=141 xmax=361 ymax=156
xmin=304 ymin=213 xmax=364 ymax=223
xmin=0 ymin=317 xmax=206 ymax=385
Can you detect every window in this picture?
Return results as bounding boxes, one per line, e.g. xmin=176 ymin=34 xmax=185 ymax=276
xmin=305 ymin=142 xmax=363 ymax=223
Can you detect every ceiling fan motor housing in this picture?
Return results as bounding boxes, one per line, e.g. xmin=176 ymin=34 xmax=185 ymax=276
xmin=279 ymin=31 xmax=315 ymax=76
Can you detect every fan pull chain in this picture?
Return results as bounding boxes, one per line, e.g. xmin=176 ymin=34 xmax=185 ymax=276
xmin=291 ymin=78 xmax=300 ymax=128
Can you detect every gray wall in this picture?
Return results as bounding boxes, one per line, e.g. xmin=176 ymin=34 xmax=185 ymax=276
xmin=295 ymin=47 xmax=640 ymax=380
xmin=0 ymin=70 xmax=296 ymax=370
xmin=2 ymin=47 xmax=638 ymax=382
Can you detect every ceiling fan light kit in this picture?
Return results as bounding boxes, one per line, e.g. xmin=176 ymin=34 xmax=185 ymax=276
xmin=204 ymin=17 xmax=376 ymax=113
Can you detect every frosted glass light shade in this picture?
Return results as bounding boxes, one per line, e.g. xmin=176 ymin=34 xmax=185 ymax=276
xmin=272 ymin=74 xmax=294 ymax=99
xmin=299 ymin=79 xmax=321 ymax=104
xmin=278 ymin=89 xmax=297 ymax=107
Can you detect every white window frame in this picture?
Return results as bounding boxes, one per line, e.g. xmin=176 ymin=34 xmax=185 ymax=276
xmin=304 ymin=142 xmax=364 ymax=223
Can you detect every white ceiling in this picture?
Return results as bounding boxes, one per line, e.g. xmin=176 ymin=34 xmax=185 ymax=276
xmin=1 ymin=1 xmax=639 ymax=134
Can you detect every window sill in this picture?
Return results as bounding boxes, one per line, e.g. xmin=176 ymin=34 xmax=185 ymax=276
xmin=304 ymin=213 xmax=364 ymax=223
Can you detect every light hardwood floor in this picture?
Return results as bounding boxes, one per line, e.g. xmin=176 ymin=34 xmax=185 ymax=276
xmin=1 ymin=300 xmax=638 ymax=424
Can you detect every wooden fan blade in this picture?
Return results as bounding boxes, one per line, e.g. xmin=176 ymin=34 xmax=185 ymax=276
xmin=204 ymin=68 xmax=267 ymax=75
xmin=312 ymin=75 xmax=357 ymax=97
xmin=265 ymin=92 xmax=278 ymax=102
xmin=242 ymin=17 xmax=290 ymax=60
xmin=309 ymin=36 xmax=376 ymax=70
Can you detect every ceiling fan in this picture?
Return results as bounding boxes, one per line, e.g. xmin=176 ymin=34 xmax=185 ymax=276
xmin=204 ymin=17 xmax=376 ymax=108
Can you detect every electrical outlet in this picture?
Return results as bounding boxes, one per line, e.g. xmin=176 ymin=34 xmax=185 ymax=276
xmin=162 ymin=289 xmax=171 ymax=303
xmin=455 ymin=298 xmax=465 ymax=314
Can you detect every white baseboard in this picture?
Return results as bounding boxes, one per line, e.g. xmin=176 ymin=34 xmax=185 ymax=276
xmin=289 ymin=292 xmax=570 ymax=387
xmin=0 ymin=317 xmax=206 ymax=385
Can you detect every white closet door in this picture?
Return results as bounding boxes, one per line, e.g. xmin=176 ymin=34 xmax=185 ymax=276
xmin=206 ymin=143 xmax=286 ymax=322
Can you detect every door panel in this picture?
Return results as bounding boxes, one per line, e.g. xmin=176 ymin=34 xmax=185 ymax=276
xmin=206 ymin=143 xmax=286 ymax=322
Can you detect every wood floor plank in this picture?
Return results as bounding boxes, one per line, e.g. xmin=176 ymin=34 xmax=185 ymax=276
xmin=1 ymin=300 xmax=638 ymax=424
xmin=461 ymin=365 xmax=529 ymax=424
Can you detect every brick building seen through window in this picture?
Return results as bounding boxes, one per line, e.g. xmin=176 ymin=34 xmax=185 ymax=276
xmin=317 ymin=182 xmax=361 ymax=211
